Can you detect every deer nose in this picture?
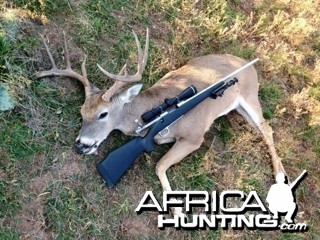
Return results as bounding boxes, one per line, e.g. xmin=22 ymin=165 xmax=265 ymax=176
xmin=75 ymin=139 xmax=91 ymax=154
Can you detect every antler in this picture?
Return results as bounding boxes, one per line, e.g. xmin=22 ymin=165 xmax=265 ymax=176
xmin=36 ymin=32 xmax=93 ymax=96
xmin=97 ymin=29 xmax=149 ymax=101
xmin=97 ymin=28 xmax=149 ymax=83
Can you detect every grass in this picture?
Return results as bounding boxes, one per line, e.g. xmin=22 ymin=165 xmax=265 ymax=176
xmin=259 ymin=82 xmax=283 ymax=119
xmin=1 ymin=0 xmax=319 ymax=239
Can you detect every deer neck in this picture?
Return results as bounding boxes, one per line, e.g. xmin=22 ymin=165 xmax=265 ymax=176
xmin=116 ymin=86 xmax=169 ymax=136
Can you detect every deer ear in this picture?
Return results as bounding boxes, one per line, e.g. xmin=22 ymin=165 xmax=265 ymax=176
xmin=118 ymin=84 xmax=143 ymax=104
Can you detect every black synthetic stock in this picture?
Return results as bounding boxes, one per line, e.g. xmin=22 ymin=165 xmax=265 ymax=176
xmin=97 ymin=121 xmax=161 ymax=187
xmin=96 ymin=137 xmax=148 ymax=188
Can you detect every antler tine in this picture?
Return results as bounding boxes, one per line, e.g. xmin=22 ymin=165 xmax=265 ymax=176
xmin=35 ymin=32 xmax=92 ymax=96
xmin=102 ymin=62 xmax=129 ymax=99
xmin=38 ymin=34 xmax=57 ymax=70
xmin=132 ymin=30 xmax=143 ymax=74
xmin=119 ymin=61 xmax=128 ymax=75
xmin=139 ymin=28 xmax=149 ymax=74
xmin=144 ymin=28 xmax=149 ymax=68
xmin=97 ymin=28 xmax=149 ymax=83
xmin=81 ymin=54 xmax=88 ymax=80
xmin=63 ymin=31 xmax=72 ymax=70
xmin=132 ymin=28 xmax=149 ymax=76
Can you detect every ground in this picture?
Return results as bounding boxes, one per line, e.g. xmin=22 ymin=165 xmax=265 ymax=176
xmin=0 ymin=0 xmax=319 ymax=239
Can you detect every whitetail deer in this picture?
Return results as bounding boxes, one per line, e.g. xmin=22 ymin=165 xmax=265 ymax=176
xmin=36 ymin=29 xmax=286 ymax=216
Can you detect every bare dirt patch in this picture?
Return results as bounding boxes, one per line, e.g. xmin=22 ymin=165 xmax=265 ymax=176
xmin=120 ymin=215 xmax=156 ymax=238
xmin=17 ymin=200 xmax=55 ymax=240
xmin=17 ymin=156 xmax=85 ymax=239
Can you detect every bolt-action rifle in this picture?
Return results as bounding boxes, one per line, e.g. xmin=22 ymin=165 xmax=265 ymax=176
xmin=97 ymin=58 xmax=259 ymax=188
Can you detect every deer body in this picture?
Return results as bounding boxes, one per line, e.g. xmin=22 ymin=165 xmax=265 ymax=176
xmin=120 ymin=54 xmax=256 ymax=139
xmin=36 ymin=30 xmax=286 ymax=216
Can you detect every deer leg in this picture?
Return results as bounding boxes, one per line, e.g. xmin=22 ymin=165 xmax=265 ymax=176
xmin=237 ymin=97 xmax=286 ymax=176
xmin=156 ymin=138 xmax=203 ymax=216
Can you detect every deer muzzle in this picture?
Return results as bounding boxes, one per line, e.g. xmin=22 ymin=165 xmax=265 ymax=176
xmin=75 ymin=139 xmax=98 ymax=155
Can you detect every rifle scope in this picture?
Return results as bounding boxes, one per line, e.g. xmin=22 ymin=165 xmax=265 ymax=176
xmin=141 ymin=85 xmax=197 ymax=123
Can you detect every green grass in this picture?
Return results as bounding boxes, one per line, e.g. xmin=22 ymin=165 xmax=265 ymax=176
xmin=12 ymin=0 xmax=71 ymax=16
xmin=215 ymin=117 xmax=234 ymax=143
xmin=44 ymin=186 xmax=101 ymax=238
xmin=259 ymin=83 xmax=283 ymax=119
xmin=0 ymin=180 xmax=22 ymax=218
xmin=1 ymin=0 xmax=320 ymax=239
xmin=298 ymin=126 xmax=320 ymax=158
xmin=0 ymin=114 xmax=46 ymax=159
xmin=0 ymin=226 xmax=19 ymax=240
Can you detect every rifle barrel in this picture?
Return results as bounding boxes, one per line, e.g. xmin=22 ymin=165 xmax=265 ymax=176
xmin=177 ymin=58 xmax=259 ymax=107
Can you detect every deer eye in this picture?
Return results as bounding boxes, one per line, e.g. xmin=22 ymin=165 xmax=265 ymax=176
xmin=99 ymin=112 xmax=108 ymax=119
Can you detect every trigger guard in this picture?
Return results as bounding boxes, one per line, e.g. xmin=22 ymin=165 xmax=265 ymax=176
xmin=158 ymin=127 xmax=170 ymax=137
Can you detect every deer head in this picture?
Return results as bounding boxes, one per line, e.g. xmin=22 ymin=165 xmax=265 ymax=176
xmin=36 ymin=29 xmax=149 ymax=155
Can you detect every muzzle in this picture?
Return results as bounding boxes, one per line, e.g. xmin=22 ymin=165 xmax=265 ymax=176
xmin=75 ymin=139 xmax=98 ymax=155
